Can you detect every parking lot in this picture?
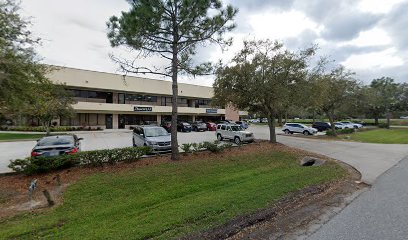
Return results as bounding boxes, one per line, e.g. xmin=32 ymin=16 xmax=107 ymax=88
xmin=0 ymin=125 xmax=324 ymax=173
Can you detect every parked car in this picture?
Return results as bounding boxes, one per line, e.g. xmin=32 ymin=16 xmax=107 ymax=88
xmin=235 ymin=121 xmax=249 ymax=129
xmin=177 ymin=122 xmax=192 ymax=132
xmin=218 ymin=120 xmax=232 ymax=124
xmin=206 ymin=122 xmax=217 ymax=131
xmin=191 ymin=121 xmax=207 ymax=132
xmin=282 ymin=123 xmax=318 ymax=135
xmin=216 ymin=123 xmax=254 ymax=144
xmin=312 ymin=122 xmax=331 ymax=131
xmin=400 ymin=116 xmax=408 ymax=119
xmin=341 ymin=121 xmax=363 ymax=129
xmin=161 ymin=121 xmax=172 ymax=133
xmin=248 ymin=119 xmax=260 ymax=123
xmin=132 ymin=125 xmax=171 ymax=152
xmin=31 ymin=135 xmax=83 ymax=157
xmin=334 ymin=122 xmax=347 ymax=129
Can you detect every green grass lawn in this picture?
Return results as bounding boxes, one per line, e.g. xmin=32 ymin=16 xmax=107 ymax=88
xmin=348 ymin=128 xmax=408 ymax=144
xmin=0 ymin=133 xmax=45 ymax=141
xmin=0 ymin=150 xmax=345 ymax=239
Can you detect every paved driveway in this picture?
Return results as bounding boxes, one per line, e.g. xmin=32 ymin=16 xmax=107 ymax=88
xmin=1 ymin=126 xmax=408 ymax=184
xmin=307 ymin=156 xmax=408 ymax=240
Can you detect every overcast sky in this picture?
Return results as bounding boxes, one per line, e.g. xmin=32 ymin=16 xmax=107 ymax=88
xmin=20 ymin=0 xmax=408 ymax=86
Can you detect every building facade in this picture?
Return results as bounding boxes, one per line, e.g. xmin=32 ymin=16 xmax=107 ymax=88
xmin=47 ymin=67 xmax=247 ymax=129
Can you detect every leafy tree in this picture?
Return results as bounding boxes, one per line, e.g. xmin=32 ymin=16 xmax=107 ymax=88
xmin=0 ymin=0 xmax=46 ymax=111
xmin=307 ymin=64 xmax=357 ymax=135
xmin=107 ymin=0 xmax=237 ymax=160
xmin=213 ymin=40 xmax=315 ymax=143
xmin=365 ymin=77 xmax=400 ymax=127
xmin=22 ymin=81 xmax=74 ymax=135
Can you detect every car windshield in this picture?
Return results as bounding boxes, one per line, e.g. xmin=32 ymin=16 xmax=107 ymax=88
xmin=144 ymin=127 xmax=168 ymax=137
xmin=230 ymin=125 xmax=243 ymax=131
xmin=182 ymin=123 xmax=190 ymax=126
xmin=37 ymin=136 xmax=74 ymax=146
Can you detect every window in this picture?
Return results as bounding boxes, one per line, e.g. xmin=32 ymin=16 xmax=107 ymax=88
xmin=221 ymin=125 xmax=226 ymax=130
xmin=68 ymin=89 xmax=108 ymax=101
xmin=126 ymin=94 xmax=157 ymax=102
xmin=217 ymin=125 xmax=221 ymax=129
xmin=118 ymin=93 xmax=125 ymax=104
xmin=195 ymin=99 xmax=212 ymax=108
xmin=87 ymin=91 xmax=97 ymax=98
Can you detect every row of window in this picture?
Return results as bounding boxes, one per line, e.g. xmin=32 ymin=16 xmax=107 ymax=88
xmin=69 ymin=89 xmax=110 ymax=100
xmin=68 ymin=89 xmax=212 ymax=107
xmin=118 ymin=93 xmax=158 ymax=104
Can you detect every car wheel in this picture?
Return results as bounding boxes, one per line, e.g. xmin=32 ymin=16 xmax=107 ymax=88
xmin=234 ymin=137 xmax=241 ymax=145
xmin=303 ymin=130 xmax=310 ymax=136
xmin=217 ymin=134 xmax=223 ymax=141
xmin=284 ymin=129 xmax=290 ymax=134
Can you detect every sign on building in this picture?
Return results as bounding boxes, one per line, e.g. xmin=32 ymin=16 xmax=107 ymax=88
xmin=134 ymin=106 xmax=153 ymax=112
xmin=206 ymin=108 xmax=218 ymax=114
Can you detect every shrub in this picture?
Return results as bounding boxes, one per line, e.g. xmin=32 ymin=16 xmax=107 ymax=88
xmin=222 ymin=142 xmax=234 ymax=150
xmin=8 ymin=146 xmax=153 ymax=175
xmin=326 ymin=128 xmax=355 ymax=136
xmin=180 ymin=143 xmax=193 ymax=153
xmin=378 ymin=123 xmax=389 ymax=128
xmin=191 ymin=142 xmax=204 ymax=152
xmin=202 ymin=141 xmax=224 ymax=153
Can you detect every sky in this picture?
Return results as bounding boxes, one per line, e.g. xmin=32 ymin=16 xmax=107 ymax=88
xmin=20 ymin=0 xmax=408 ymax=86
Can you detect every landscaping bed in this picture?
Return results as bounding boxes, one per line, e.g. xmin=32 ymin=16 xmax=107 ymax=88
xmin=0 ymin=142 xmax=352 ymax=239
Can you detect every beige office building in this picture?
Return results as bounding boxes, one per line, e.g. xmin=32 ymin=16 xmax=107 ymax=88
xmin=47 ymin=67 xmax=247 ymax=129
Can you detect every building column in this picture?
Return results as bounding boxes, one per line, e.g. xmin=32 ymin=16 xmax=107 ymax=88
xmin=156 ymin=114 xmax=162 ymax=124
xmin=192 ymin=115 xmax=196 ymax=122
xmin=112 ymin=114 xmax=119 ymax=129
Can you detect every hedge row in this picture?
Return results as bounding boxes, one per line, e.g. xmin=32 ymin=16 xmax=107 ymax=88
xmin=181 ymin=141 xmax=234 ymax=154
xmin=0 ymin=126 xmax=103 ymax=132
xmin=8 ymin=146 xmax=152 ymax=175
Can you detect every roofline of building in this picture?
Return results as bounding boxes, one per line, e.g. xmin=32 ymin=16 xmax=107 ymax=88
xmin=48 ymin=65 xmax=214 ymax=89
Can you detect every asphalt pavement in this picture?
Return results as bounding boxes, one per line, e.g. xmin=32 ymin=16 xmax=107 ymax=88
xmin=307 ymin=156 xmax=408 ymax=240
xmin=1 ymin=126 xmax=407 ymax=185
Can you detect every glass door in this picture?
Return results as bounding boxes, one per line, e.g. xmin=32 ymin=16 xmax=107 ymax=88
xmin=105 ymin=114 xmax=113 ymax=129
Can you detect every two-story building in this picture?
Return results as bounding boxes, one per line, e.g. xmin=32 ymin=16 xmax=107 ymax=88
xmin=47 ymin=67 xmax=247 ymax=129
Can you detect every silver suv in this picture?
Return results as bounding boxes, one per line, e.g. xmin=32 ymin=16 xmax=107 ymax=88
xmin=132 ymin=125 xmax=171 ymax=152
xmin=282 ymin=123 xmax=317 ymax=135
xmin=216 ymin=123 xmax=254 ymax=144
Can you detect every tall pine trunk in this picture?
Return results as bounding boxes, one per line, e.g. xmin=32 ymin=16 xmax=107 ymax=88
xmin=170 ymin=7 xmax=180 ymax=160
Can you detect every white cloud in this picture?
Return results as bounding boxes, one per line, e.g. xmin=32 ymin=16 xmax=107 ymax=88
xmin=342 ymin=47 xmax=404 ymax=69
xmin=357 ymin=0 xmax=406 ymax=14
xmin=341 ymin=27 xmax=392 ymax=47
xmin=17 ymin=0 xmax=408 ymax=85
xmin=248 ymin=9 xmax=320 ymax=39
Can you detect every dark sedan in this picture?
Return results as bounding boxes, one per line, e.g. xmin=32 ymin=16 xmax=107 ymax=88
xmin=192 ymin=121 xmax=207 ymax=132
xmin=312 ymin=122 xmax=331 ymax=131
xmin=31 ymin=135 xmax=83 ymax=157
xmin=177 ymin=122 xmax=192 ymax=132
